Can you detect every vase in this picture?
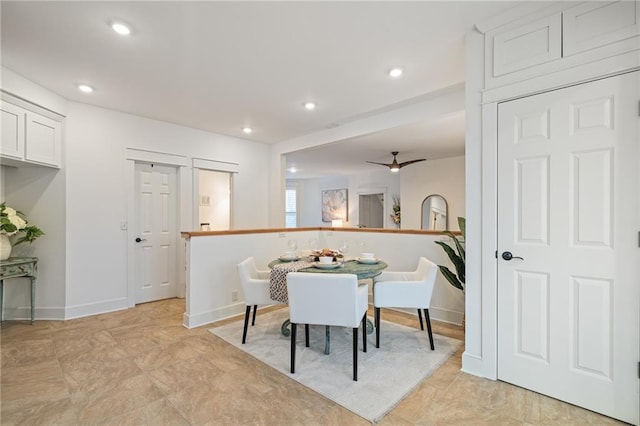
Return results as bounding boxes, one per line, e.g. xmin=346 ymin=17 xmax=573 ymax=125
xmin=0 ymin=234 xmax=12 ymax=260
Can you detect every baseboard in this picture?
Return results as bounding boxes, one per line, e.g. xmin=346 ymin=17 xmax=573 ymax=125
xmin=461 ymin=351 xmax=491 ymax=378
xmin=2 ymin=299 xmax=130 ymax=321
xmin=64 ymin=297 xmax=129 ymax=320
xmin=183 ymin=301 xmax=246 ymax=329
xmin=1 ymin=306 xmax=66 ymax=321
xmin=386 ymin=306 xmax=464 ymax=326
xmin=430 ymin=306 xmax=464 ymax=325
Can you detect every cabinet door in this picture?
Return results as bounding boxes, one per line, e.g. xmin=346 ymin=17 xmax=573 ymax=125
xmin=492 ymin=14 xmax=562 ymax=77
xmin=563 ymin=1 xmax=640 ymax=56
xmin=1 ymin=101 xmax=25 ymax=160
xmin=25 ymin=111 xmax=61 ymax=167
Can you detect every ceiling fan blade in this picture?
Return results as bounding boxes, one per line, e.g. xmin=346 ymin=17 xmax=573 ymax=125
xmin=398 ymin=158 xmax=427 ymax=168
xmin=366 ymin=161 xmax=393 ymax=167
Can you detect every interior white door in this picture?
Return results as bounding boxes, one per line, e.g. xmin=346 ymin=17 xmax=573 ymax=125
xmin=497 ymin=71 xmax=639 ymax=424
xmin=134 ymin=163 xmax=178 ymax=304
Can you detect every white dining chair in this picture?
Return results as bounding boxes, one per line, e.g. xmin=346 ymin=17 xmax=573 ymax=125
xmin=237 ymin=257 xmax=284 ymax=344
xmin=373 ymin=257 xmax=438 ymax=350
xmin=286 ymin=272 xmax=369 ymax=381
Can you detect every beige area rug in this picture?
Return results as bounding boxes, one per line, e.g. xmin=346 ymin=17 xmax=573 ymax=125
xmin=209 ymin=309 xmax=461 ymax=423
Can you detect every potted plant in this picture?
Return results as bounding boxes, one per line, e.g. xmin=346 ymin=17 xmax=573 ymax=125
xmin=0 ymin=203 xmax=44 ymax=260
xmin=434 ymin=216 xmax=465 ymax=327
xmin=434 ymin=216 xmax=465 ymax=294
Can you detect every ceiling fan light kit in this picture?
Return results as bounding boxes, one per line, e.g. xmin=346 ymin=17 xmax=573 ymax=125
xmin=366 ymin=151 xmax=426 ymax=172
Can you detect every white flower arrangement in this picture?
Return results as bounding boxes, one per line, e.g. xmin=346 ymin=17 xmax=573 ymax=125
xmin=0 ymin=203 xmax=44 ymax=245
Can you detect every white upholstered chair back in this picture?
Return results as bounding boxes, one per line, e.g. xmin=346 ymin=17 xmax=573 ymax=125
xmin=286 ymin=272 xmax=369 ymax=381
xmin=373 ymin=257 xmax=437 ymax=309
xmin=237 ymin=257 xmax=277 ymax=306
xmin=286 ymin=272 xmax=368 ymax=329
xmin=373 ymin=257 xmax=438 ymax=350
xmin=237 ymin=257 xmax=282 ymax=344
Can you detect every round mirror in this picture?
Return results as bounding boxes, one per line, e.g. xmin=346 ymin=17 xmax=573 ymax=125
xmin=421 ymin=194 xmax=448 ymax=230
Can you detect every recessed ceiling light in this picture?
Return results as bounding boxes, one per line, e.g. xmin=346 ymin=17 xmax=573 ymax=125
xmin=389 ymin=68 xmax=403 ymax=78
xmin=110 ymin=21 xmax=132 ymax=36
xmin=242 ymin=127 xmax=253 ymax=134
xmin=304 ymin=101 xmax=316 ymax=111
xmin=289 ymin=167 xmax=297 ymax=173
xmin=77 ymin=84 xmax=94 ymax=93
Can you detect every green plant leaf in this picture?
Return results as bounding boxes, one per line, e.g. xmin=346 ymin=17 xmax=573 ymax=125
xmin=438 ymin=265 xmax=464 ymax=291
xmin=12 ymin=226 xmax=45 ymax=246
xmin=434 ymin=240 xmax=465 ymax=284
xmin=442 ymin=231 xmax=465 ymax=262
xmin=458 ymin=217 xmax=466 ymax=239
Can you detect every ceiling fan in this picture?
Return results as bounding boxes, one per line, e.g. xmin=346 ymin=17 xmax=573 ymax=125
xmin=366 ymin=151 xmax=426 ymax=173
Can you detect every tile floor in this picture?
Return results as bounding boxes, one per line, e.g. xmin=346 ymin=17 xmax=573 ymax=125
xmin=1 ymin=298 xmax=622 ymax=425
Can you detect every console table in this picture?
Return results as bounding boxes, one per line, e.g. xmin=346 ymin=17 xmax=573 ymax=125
xmin=0 ymin=257 xmax=38 ymax=324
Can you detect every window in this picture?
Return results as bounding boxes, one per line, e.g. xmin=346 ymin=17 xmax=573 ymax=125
xmin=285 ymin=188 xmax=297 ymax=228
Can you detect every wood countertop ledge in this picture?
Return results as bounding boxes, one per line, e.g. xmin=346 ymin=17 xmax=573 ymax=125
xmin=181 ymin=227 xmax=461 ymax=239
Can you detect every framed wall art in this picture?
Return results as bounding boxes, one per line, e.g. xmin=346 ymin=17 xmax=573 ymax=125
xmin=321 ymin=188 xmax=348 ymax=222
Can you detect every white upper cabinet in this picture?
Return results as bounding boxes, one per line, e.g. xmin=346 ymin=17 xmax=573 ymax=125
xmin=483 ymin=1 xmax=640 ymax=91
xmin=0 ymin=99 xmax=62 ymax=168
xmin=1 ymin=101 xmax=25 ymax=160
xmin=492 ymin=14 xmax=562 ymax=77
xmin=563 ymin=1 xmax=640 ymax=56
xmin=25 ymin=111 xmax=61 ymax=166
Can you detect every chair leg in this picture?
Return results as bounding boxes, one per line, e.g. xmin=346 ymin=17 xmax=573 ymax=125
xmin=362 ymin=314 xmax=367 ymax=353
xmin=305 ymin=324 xmax=310 ymax=347
xmin=291 ymin=323 xmax=297 ymax=373
xmin=251 ymin=304 xmax=258 ymax=326
xmin=375 ymin=307 xmax=381 ymax=348
xmin=242 ymin=305 xmax=251 ymax=344
xmin=424 ymin=309 xmax=435 ymax=350
xmin=324 ymin=325 xmax=331 ymax=355
xmin=417 ymin=309 xmax=424 ymax=330
xmin=352 ymin=327 xmax=358 ymax=381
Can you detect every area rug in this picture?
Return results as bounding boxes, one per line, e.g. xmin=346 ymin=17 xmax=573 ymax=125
xmin=209 ymin=309 xmax=461 ymax=423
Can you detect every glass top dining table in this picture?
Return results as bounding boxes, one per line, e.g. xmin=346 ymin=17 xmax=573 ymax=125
xmin=267 ymin=258 xmax=388 ymax=279
xmin=268 ymin=257 xmax=387 ymax=354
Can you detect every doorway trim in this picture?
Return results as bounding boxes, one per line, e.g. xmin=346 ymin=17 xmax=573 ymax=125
xmin=125 ymin=148 xmax=189 ymax=307
xmin=357 ymin=187 xmax=387 ymax=228
xmin=191 ymin=157 xmax=238 ymax=231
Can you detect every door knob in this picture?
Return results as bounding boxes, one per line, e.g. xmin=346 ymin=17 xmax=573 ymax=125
xmin=502 ymin=251 xmax=524 ymax=261
xmin=135 ymin=237 xmax=147 ymax=243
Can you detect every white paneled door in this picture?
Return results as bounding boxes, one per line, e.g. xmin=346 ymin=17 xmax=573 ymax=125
xmin=134 ymin=163 xmax=178 ymax=304
xmin=497 ymin=72 xmax=639 ymax=424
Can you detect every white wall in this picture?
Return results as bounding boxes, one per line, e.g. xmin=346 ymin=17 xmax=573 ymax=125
xmin=1 ymin=67 xmax=68 ymax=319
xmin=401 ymin=155 xmax=465 ymax=231
xmin=185 ymin=229 xmax=464 ymax=328
xmin=293 ymin=169 xmax=401 ymax=228
xmin=463 ymin=27 xmax=485 ymax=376
xmin=295 ymin=157 xmax=464 ymax=231
xmin=3 ymin=165 xmax=67 ymax=319
xmin=2 ymin=73 xmax=465 ymax=324
xmin=1 ymin=67 xmax=273 ymax=320
xmin=64 ymin=102 xmax=271 ymax=317
xmin=270 ymin=84 xmax=466 ymax=227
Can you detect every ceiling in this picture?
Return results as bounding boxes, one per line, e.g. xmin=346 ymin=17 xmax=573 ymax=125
xmin=0 ymin=1 xmax=518 ymax=178
xmin=285 ymin=110 xmax=466 ymax=179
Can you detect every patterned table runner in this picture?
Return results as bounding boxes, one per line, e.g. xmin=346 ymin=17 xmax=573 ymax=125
xmin=269 ymin=260 xmax=313 ymax=303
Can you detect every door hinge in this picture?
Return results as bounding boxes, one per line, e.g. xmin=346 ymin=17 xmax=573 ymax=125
xmin=495 ymin=250 xmax=498 ymax=259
